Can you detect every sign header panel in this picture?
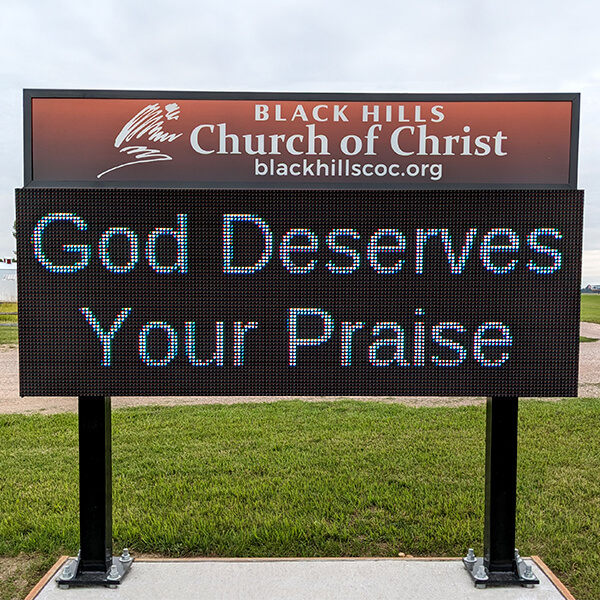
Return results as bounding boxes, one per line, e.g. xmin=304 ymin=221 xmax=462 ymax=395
xmin=24 ymin=91 xmax=579 ymax=188
xmin=16 ymin=188 xmax=583 ymax=397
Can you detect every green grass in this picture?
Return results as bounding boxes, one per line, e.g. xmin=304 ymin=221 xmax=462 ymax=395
xmin=0 ymin=303 xmax=18 ymax=347
xmin=0 ymin=399 xmax=598 ymax=599
xmin=0 ymin=328 xmax=18 ymax=346
xmin=1 ymin=299 xmax=599 ymax=598
xmin=580 ymin=294 xmax=600 ymax=323
xmin=0 ymin=302 xmax=17 ymax=322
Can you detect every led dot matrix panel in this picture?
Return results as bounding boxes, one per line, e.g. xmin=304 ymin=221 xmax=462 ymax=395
xmin=15 ymin=188 xmax=582 ymax=397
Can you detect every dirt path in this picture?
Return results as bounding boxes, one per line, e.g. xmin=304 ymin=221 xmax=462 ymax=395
xmin=3 ymin=323 xmax=600 ymax=414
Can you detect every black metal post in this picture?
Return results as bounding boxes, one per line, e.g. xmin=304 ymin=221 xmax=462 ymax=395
xmin=463 ymin=396 xmax=538 ymax=588
xmin=484 ymin=395 xmax=518 ymax=572
xmin=56 ymin=396 xmax=133 ymax=588
xmin=79 ymin=396 xmax=113 ymax=573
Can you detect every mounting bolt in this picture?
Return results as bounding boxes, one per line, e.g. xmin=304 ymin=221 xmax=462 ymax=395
xmin=514 ymin=548 xmax=523 ymax=565
xmin=107 ymin=564 xmax=120 ymax=582
xmin=522 ymin=563 xmax=537 ymax=588
xmin=464 ymin=548 xmax=477 ymax=569
xmin=120 ymin=548 xmax=133 ymax=563
xmin=60 ymin=562 xmax=74 ymax=581
xmin=523 ymin=564 xmax=536 ymax=580
xmin=474 ymin=565 xmax=489 ymax=582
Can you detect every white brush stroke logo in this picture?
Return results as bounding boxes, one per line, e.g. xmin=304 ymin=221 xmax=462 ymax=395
xmin=97 ymin=103 xmax=183 ymax=178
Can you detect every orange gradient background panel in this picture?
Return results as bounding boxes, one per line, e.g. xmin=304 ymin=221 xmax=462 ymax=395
xmin=30 ymin=98 xmax=575 ymax=185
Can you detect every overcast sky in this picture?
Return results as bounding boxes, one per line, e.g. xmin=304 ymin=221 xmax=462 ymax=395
xmin=2 ymin=0 xmax=600 ymax=282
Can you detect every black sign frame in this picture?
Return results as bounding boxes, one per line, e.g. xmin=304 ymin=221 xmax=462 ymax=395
xmin=23 ymin=90 xmax=580 ymax=190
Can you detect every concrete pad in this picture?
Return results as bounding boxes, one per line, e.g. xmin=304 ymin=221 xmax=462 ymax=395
xmin=29 ymin=556 xmax=574 ymax=600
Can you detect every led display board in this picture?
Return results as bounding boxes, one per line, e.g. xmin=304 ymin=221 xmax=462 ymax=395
xmin=16 ymin=188 xmax=583 ymax=397
xmin=24 ymin=91 xmax=579 ymax=189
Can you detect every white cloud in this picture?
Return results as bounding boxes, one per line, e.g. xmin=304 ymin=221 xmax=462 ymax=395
xmin=2 ymin=0 xmax=600 ymax=259
xmin=582 ymin=250 xmax=600 ymax=286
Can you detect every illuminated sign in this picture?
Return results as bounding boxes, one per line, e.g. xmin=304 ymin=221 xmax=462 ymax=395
xmin=16 ymin=188 xmax=583 ymax=397
xmin=24 ymin=91 xmax=579 ymax=188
